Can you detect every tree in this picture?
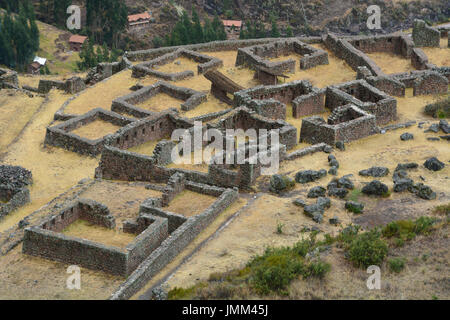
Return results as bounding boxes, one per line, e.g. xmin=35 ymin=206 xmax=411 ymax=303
xmin=192 ymin=9 xmax=204 ymax=43
xmin=286 ymin=25 xmax=293 ymax=37
xmin=212 ymin=15 xmax=227 ymax=40
xmin=271 ymin=20 xmax=280 ymax=38
xmin=77 ymin=40 xmax=97 ymax=70
xmin=0 ymin=1 xmax=40 ymax=70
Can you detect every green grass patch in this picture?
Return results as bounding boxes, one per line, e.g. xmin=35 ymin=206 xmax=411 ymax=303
xmin=382 ymin=216 xmax=436 ymax=245
xmin=388 ymin=257 xmax=406 ymax=273
xmin=433 ymin=203 xmax=450 ymax=215
xmin=347 ymin=229 xmax=388 ymax=268
xmin=347 ymin=189 xmax=362 ymax=202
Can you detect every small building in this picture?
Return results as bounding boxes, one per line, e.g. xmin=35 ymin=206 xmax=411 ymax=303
xmin=128 ymin=12 xmax=151 ymax=31
xmin=222 ymin=20 xmax=243 ymax=39
xmin=28 ymin=56 xmax=47 ymax=75
xmin=69 ymin=35 xmax=88 ymax=52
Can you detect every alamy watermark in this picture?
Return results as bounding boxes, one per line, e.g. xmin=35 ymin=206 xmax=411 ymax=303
xmin=366 ymin=265 xmax=381 ymax=290
xmin=367 ymin=5 xmax=382 ymax=30
xmin=67 ymin=5 xmax=81 ymax=30
xmin=66 ymin=265 xmax=81 ymax=290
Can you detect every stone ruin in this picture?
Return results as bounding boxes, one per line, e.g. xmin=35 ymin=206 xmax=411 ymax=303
xmin=236 ymin=39 xmax=329 ymax=73
xmin=413 ymin=19 xmax=441 ymax=47
xmin=45 ymin=108 xmax=135 ymax=156
xmin=3 ymin=30 xmax=447 ymax=300
xmin=0 ymin=165 xmax=32 ymax=220
xmin=132 ymin=48 xmax=223 ymax=80
xmin=233 ymin=80 xmax=324 ymax=120
xmin=111 ymin=80 xmax=207 ymax=118
xmin=300 ymin=104 xmax=378 ymax=145
xmin=0 ymin=68 xmax=19 ymax=89
xmin=23 ymin=173 xmax=238 ymax=280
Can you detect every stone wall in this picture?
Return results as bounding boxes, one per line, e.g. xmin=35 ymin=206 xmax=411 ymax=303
xmin=0 ymin=68 xmax=19 ymax=89
xmin=348 ymin=35 xmax=413 ymax=58
xmin=125 ymin=37 xmax=322 ymax=62
xmin=233 ymin=80 xmax=324 ymax=119
xmin=44 ymin=108 xmax=135 ymax=156
xmin=413 ymin=19 xmax=440 ymax=47
xmin=393 ymin=70 xmax=449 ymax=96
xmin=235 ymin=39 xmax=328 ymax=73
xmin=0 ymin=165 xmax=32 ymax=220
xmin=329 ymin=80 xmax=397 ymax=125
xmin=132 ymin=49 xmax=222 ymax=80
xmin=22 ymin=198 xmax=169 ymax=277
xmin=324 ymin=34 xmax=384 ymax=77
xmin=111 ymin=81 xmax=207 ymax=117
xmin=38 ymin=77 xmax=86 ymax=94
xmin=411 ymin=48 xmax=429 ymax=70
xmin=110 ymin=187 xmax=239 ymax=300
xmin=300 ymin=105 xmax=378 ymax=145
xmin=0 ymin=187 xmax=30 ymax=220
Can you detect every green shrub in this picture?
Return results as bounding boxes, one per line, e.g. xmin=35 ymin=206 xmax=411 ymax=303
xmin=348 ymin=229 xmax=388 ymax=268
xmin=389 ymin=257 xmax=406 ymax=273
xmin=424 ymin=96 xmax=450 ymax=118
xmin=433 ymin=203 xmax=450 ymax=215
xmin=249 ymin=247 xmax=304 ymax=294
xmin=382 ymin=217 xmax=435 ymax=242
xmin=304 ymin=260 xmax=331 ymax=279
xmin=413 ymin=216 xmax=435 ymax=235
xmin=276 ymin=222 xmax=284 ymax=234
xmin=348 ymin=189 xmax=362 ymax=202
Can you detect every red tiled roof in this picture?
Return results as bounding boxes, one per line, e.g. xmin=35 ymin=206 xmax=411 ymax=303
xmin=69 ymin=35 xmax=88 ymax=44
xmin=128 ymin=12 xmax=151 ymax=23
xmin=222 ymin=20 xmax=242 ymax=28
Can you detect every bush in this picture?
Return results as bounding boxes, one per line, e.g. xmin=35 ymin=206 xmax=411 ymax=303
xmin=433 ymin=203 xmax=450 ymax=215
xmin=249 ymin=247 xmax=304 ymax=294
xmin=424 ymin=96 xmax=450 ymax=119
xmin=382 ymin=217 xmax=435 ymax=242
xmin=304 ymin=260 xmax=331 ymax=279
xmin=276 ymin=222 xmax=284 ymax=234
xmin=389 ymin=257 xmax=406 ymax=273
xmin=348 ymin=229 xmax=388 ymax=268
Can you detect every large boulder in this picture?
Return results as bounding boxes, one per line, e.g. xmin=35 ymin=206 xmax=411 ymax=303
xmin=362 ymin=180 xmax=389 ymax=196
xmin=408 ymin=183 xmax=436 ymax=200
xmin=270 ymin=174 xmax=295 ymax=193
xmin=295 ymin=169 xmax=327 ymax=184
xmin=359 ymin=166 xmax=390 ymax=177
xmin=424 ymin=157 xmax=445 ymax=171
xmin=307 ymin=186 xmax=327 ymax=198
xmin=400 ymin=133 xmax=414 ymax=141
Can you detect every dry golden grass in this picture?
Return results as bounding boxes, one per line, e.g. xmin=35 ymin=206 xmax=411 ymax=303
xmin=0 ymin=91 xmax=98 ymax=232
xmin=136 ymin=92 xmax=184 ymax=112
xmin=165 ymin=93 xmax=450 ymax=292
xmin=63 ymin=219 xmax=136 ymax=249
xmin=71 ymin=120 xmax=121 ymax=140
xmin=396 ymin=88 xmax=446 ymax=122
xmin=421 ymin=39 xmax=450 ymax=67
xmin=132 ymin=197 xmax=248 ymax=299
xmin=64 ymin=70 xmax=137 ymax=115
xmin=200 ymin=51 xmax=237 ymax=68
xmin=165 ymin=190 xmax=217 ymax=217
xmin=269 ymin=53 xmax=302 ymax=63
xmin=288 ymin=44 xmax=356 ymax=88
xmin=78 ymin=180 xmax=162 ymax=226
xmin=0 ymin=90 xmax=45 ymax=152
xmin=155 ymin=57 xmax=199 ymax=74
xmin=182 ymin=94 xmax=229 ymax=118
xmin=0 ymin=244 xmax=123 ymax=300
xmin=366 ymin=52 xmax=416 ymax=74
xmin=127 ymin=139 xmax=161 ymax=156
